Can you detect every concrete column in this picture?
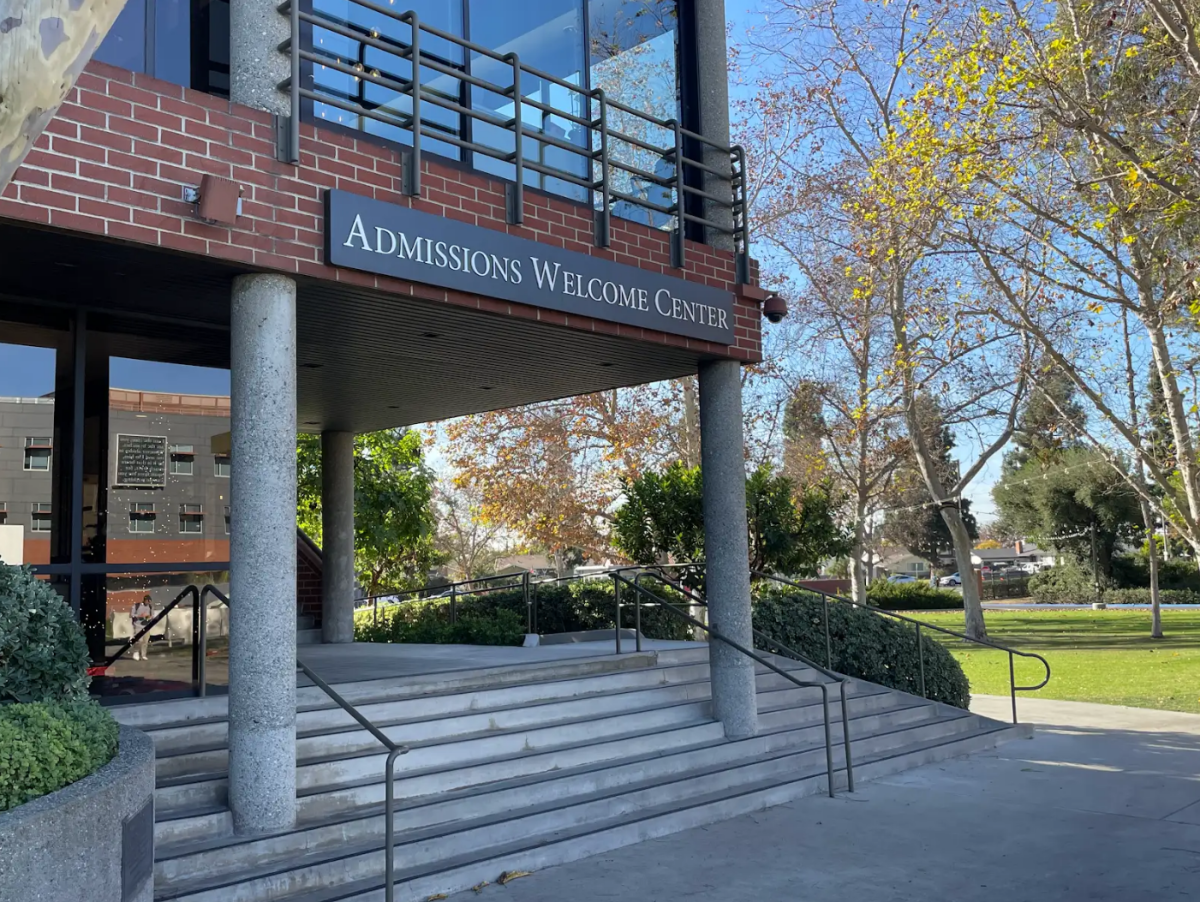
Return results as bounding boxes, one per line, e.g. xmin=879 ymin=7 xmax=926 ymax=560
xmin=693 ymin=0 xmax=734 ymax=249
xmin=229 ymin=0 xmax=291 ymax=116
xmin=229 ymin=273 xmax=298 ymax=834
xmin=321 ymin=431 xmax=356 ymax=644
xmin=699 ymin=358 xmax=757 ymax=739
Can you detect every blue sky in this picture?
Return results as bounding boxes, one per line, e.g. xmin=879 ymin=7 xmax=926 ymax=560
xmin=0 ymin=344 xmax=230 ymax=397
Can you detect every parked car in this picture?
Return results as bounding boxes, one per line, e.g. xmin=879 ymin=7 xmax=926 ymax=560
xmin=938 ymin=572 xmax=962 ymax=586
xmin=888 ymin=574 xmax=918 ymax=583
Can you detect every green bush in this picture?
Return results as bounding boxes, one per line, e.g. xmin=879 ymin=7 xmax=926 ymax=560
xmin=0 ymin=700 xmax=119 ymax=811
xmin=1028 ymin=562 xmax=1095 ymax=603
xmin=0 ymin=565 xmax=91 ymax=703
xmin=866 ymin=580 xmax=963 ymax=611
xmin=1111 ymin=555 xmax=1200 ymax=592
xmin=353 ymin=579 xmax=691 ymax=645
xmin=1103 ymin=588 xmax=1200 ymax=605
xmin=752 ymin=591 xmax=971 ymax=708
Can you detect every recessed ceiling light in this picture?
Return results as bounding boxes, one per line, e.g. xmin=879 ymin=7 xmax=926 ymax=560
xmin=480 ymin=385 xmax=493 ymax=391
xmin=422 ymin=332 xmax=441 ymax=339
xmin=300 ymin=363 xmax=323 ymax=369
xmin=303 ymin=420 xmax=319 ymax=425
xmin=599 ymin=362 xmax=614 ymax=367
xmin=387 ymin=405 xmax=399 ymax=409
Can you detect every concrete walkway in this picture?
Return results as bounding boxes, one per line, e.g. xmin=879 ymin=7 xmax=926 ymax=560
xmin=458 ymin=697 xmax=1200 ymax=901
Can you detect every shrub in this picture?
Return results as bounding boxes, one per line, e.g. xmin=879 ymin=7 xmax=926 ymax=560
xmin=1111 ymin=555 xmax=1200 ymax=592
xmin=0 ymin=700 xmax=119 ymax=811
xmin=865 ymin=580 xmax=963 ymax=611
xmin=0 ymin=565 xmax=91 ymax=703
xmin=752 ymin=591 xmax=971 ymax=708
xmin=1104 ymin=588 xmax=1200 ymax=605
xmin=353 ymin=579 xmax=692 ymax=644
xmin=1029 ymin=562 xmax=1095 ymax=604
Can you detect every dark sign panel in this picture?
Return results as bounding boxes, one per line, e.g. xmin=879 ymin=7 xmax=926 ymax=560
xmin=122 ymin=798 xmax=154 ymax=900
xmin=115 ymin=434 xmax=168 ymax=488
xmin=324 ymin=189 xmax=735 ymax=345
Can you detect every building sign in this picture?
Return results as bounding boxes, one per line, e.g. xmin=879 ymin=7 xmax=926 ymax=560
xmin=114 ymin=434 xmax=168 ymax=488
xmin=324 ymin=189 xmax=735 ymax=345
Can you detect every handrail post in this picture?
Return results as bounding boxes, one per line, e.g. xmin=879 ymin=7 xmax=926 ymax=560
xmin=522 ymin=571 xmax=531 ymax=633
xmin=450 ymin=584 xmax=457 ymax=625
xmin=821 ymin=684 xmax=835 ymax=798
xmin=670 ymin=118 xmax=685 ymax=269
xmin=191 ymin=585 xmax=202 ymax=691
xmin=634 ymin=582 xmax=642 ymax=652
xmin=594 ymin=90 xmax=611 ymax=248
xmin=1010 ymin=653 xmax=1018 ymax=724
xmin=373 ymin=595 xmax=378 ymax=626
xmin=916 ymin=623 xmax=926 ymax=699
xmin=839 ymin=681 xmax=855 ymax=792
xmin=403 ymin=13 xmax=422 ymax=195
xmin=613 ymin=574 xmax=621 ymax=655
xmin=384 ymin=747 xmax=403 ymax=902
xmin=506 ymin=53 xmax=524 ymax=224
xmin=823 ymin=593 xmax=832 ymax=670
xmin=197 ymin=588 xmax=209 ymax=697
xmin=733 ymin=145 xmax=749 ymax=284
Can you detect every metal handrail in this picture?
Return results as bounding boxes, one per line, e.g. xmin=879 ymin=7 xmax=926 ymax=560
xmin=274 ymin=2 xmax=750 ymax=273
xmin=362 ymin=571 xmax=535 ymax=632
xmin=631 ymin=570 xmax=854 ymax=793
xmin=102 ymin=584 xmax=200 ymax=668
xmin=200 ymin=585 xmax=410 ymax=902
xmin=611 ymin=574 xmax=847 ymax=799
xmin=752 ymin=572 xmax=1052 ymax=724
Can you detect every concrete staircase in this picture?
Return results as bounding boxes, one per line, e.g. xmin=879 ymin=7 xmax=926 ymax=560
xmin=112 ymin=646 xmax=1023 ymax=902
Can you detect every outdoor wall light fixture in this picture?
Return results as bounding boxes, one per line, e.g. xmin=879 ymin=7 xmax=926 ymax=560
xmin=183 ymin=175 xmax=243 ymax=225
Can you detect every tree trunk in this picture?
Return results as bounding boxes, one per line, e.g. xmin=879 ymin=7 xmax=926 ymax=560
xmin=1142 ymin=499 xmax=1164 ymax=639
xmin=941 ymin=504 xmax=987 ymax=640
xmin=1 ymin=0 xmax=130 ymax=191
xmin=848 ymin=518 xmax=868 ymax=605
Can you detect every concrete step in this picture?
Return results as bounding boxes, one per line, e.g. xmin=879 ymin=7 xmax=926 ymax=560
xmin=149 ymin=660 xmax=829 ymax=771
xmin=154 ymin=711 xmax=1003 ymax=902
xmin=152 ymin=683 xmax=901 ymax=846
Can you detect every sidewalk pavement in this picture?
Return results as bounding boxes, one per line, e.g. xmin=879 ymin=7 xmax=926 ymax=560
xmin=457 ymin=696 xmax=1200 ymax=902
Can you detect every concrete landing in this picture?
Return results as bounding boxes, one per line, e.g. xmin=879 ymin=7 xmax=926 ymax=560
xmin=459 ymin=698 xmax=1200 ymax=901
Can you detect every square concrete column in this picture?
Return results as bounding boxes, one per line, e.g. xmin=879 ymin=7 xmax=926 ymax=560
xmin=229 ymin=273 xmax=298 ymax=834
xmin=321 ymin=430 xmax=356 ymax=644
xmin=699 ymin=358 xmax=758 ymax=739
xmin=693 ymin=0 xmax=734 ymax=249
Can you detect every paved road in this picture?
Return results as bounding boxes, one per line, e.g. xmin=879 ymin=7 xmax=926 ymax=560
xmin=460 ymin=697 xmax=1200 ymax=901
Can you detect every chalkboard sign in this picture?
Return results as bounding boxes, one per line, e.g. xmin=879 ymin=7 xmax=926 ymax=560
xmin=115 ymin=434 xmax=167 ymax=488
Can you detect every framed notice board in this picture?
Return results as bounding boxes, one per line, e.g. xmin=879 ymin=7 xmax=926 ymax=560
xmin=114 ymin=434 xmax=168 ymax=488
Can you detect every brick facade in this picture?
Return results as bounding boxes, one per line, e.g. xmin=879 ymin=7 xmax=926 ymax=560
xmin=0 ymin=62 xmax=765 ymax=362
xmin=296 ymin=531 xmax=323 ymax=631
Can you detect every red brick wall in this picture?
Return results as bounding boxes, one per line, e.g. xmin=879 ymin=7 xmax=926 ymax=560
xmin=297 ymin=531 xmax=323 ymax=629
xmin=0 ymin=62 xmax=764 ymax=362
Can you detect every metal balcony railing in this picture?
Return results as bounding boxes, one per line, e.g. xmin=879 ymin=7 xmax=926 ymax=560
xmin=275 ymin=2 xmax=750 ymax=278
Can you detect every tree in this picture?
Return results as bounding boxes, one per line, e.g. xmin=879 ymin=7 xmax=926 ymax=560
xmin=994 ymin=449 xmax=1142 ymax=587
xmin=1 ymin=0 xmax=130 ymax=191
xmin=612 ymin=462 xmax=849 ymax=580
xmin=1006 ymin=367 xmax=1087 ymax=472
xmin=297 ymin=430 xmax=440 ymax=597
xmin=435 ymin=483 xmax=506 ymax=581
xmin=740 ymin=0 xmax=1035 ymax=638
xmin=884 ymin=397 xmax=979 ymax=570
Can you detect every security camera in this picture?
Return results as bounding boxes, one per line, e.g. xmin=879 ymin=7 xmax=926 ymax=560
xmin=763 ymin=294 xmax=788 ymax=324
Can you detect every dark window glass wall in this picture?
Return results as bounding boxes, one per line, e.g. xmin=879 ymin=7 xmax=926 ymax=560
xmin=95 ymin=0 xmax=230 ymax=96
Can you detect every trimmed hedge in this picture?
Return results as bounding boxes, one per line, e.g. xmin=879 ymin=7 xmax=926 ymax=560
xmin=752 ymin=591 xmax=971 ymax=708
xmin=354 ymin=580 xmax=692 ymax=644
xmin=865 ymin=580 xmax=964 ymax=611
xmin=0 ymin=565 xmax=91 ymax=703
xmin=0 ymin=700 xmax=119 ymax=812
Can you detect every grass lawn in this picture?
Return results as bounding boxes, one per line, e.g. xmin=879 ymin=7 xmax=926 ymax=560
xmin=913 ymin=608 xmax=1200 ymax=714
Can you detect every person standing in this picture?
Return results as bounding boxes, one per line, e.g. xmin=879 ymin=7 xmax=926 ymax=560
xmin=130 ymin=595 xmax=153 ymax=661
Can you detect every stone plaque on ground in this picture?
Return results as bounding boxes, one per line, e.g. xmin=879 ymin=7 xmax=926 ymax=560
xmin=114 ymin=434 xmax=168 ymax=488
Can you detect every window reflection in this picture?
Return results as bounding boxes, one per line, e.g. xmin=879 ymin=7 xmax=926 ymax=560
xmin=589 ymin=0 xmax=678 ymax=228
xmin=0 ymin=342 xmax=57 ymax=567
xmin=105 ymin=359 xmax=232 ymax=568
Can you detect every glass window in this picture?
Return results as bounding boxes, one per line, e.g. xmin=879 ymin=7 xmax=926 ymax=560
xmin=23 ymin=436 xmax=52 ymax=471
xmin=224 ymin=505 xmax=231 ymax=536
xmin=310 ymin=0 xmax=465 ymax=159
xmin=180 ymin=503 xmax=204 ymax=534
xmin=95 ymin=0 xmax=148 ymax=73
xmin=170 ymin=444 xmax=195 ymax=476
xmin=31 ymin=502 xmax=52 ymax=533
xmin=129 ymin=502 xmax=157 ymax=534
xmin=589 ymin=0 xmax=678 ymax=227
xmin=0 ymin=503 xmax=7 ymax=525
xmin=214 ymin=455 xmax=231 ymax=478
xmin=468 ymin=0 xmax=589 ymax=200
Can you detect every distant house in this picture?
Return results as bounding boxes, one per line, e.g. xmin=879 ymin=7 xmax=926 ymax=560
xmin=494 ymin=553 xmax=555 ymax=577
xmin=970 ymin=541 xmax=1055 ymax=570
xmin=874 ymin=550 xmax=937 ymax=580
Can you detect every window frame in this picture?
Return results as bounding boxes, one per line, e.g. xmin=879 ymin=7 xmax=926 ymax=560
xmin=23 ymin=436 xmax=53 ymax=471
xmin=214 ymin=454 xmax=231 ymax=478
xmin=129 ymin=501 xmax=158 ymax=534
xmin=30 ymin=502 xmax=52 ymax=533
xmin=170 ymin=443 xmax=196 ymax=476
